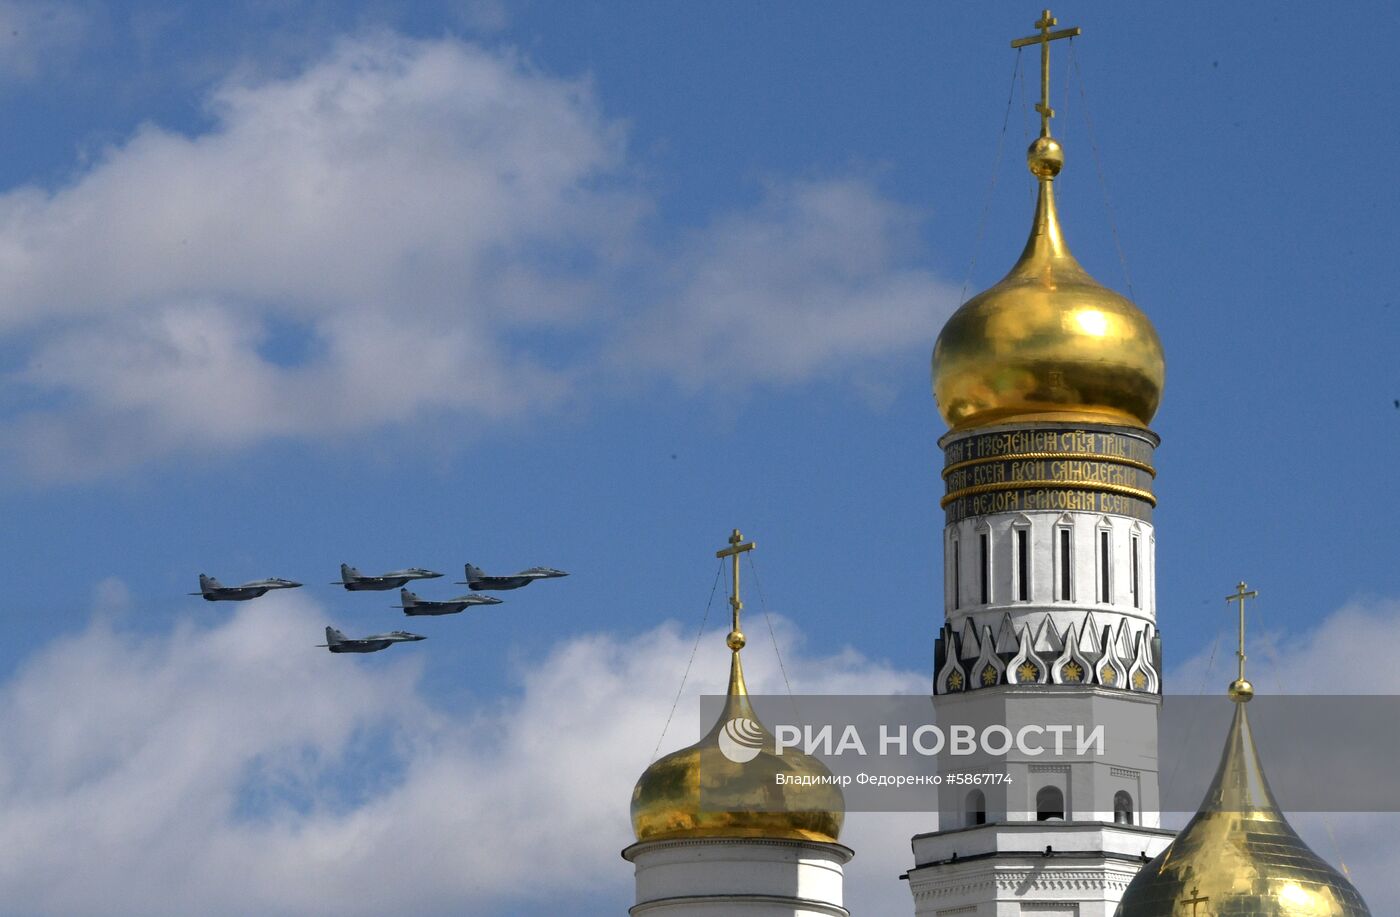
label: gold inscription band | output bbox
[941,451,1157,479]
[940,479,1158,509]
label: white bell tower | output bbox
[906,10,1174,914]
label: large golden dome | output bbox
[630,649,843,844]
[1116,696,1371,916]
[933,137,1165,431]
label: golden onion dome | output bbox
[1116,693,1371,916]
[630,647,843,844]
[933,136,1165,431]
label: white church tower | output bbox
[624,530,853,916]
[905,11,1175,915]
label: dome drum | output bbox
[940,421,1158,525]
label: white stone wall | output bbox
[929,690,1163,829]
[944,512,1155,621]
[625,838,852,917]
[906,823,1174,917]
[937,509,1163,700]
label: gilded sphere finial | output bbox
[1028,136,1063,178]
[727,630,746,651]
[1228,678,1254,702]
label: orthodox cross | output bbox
[1010,9,1081,137]
[716,529,756,649]
[1225,581,1259,682]
[1181,884,1210,916]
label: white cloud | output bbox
[618,178,953,391]
[1168,595,1400,695]
[3,34,626,476]
[0,590,924,915]
[1,591,1395,914]
[0,33,954,479]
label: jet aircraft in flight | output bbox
[395,589,503,616]
[190,574,302,602]
[318,626,425,653]
[458,563,569,591]
[333,564,443,591]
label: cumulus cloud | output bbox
[2,35,626,475]
[0,32,953,478]
[1168,595,1400,695]
[617,178,953,390]
[0,590,924,916]
[0,590,1395,914]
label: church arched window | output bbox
[1035,786,1065,821]
[1055,525,1073,601]
[1013,516,1031,602]
[1114,790,1134,825]
[965,789,986,827]
[1129,526,1142,609]
[1097,524,1113,604]
[979,528,991,605]
[950,533,961,610]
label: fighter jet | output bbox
[394,588,503,616]
[189,573,302,602]
[317,626,425,654]
[458,563,569,591]
[333,564,443,591]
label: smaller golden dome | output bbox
[1116,697,1371,916]
[630,650,844,844]
[932,140,1165,431]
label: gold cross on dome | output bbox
[1225,581,1259,683]
[1181,884,1210,916]
[1010,9,1081,138]
[716,529,756,648]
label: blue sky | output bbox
[0,2,1395,914]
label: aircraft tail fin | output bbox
[325,626,346,644]
[399,588,418,606]
[465,563,484,584]
[200,574,220,591]
[340,563,359,581]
